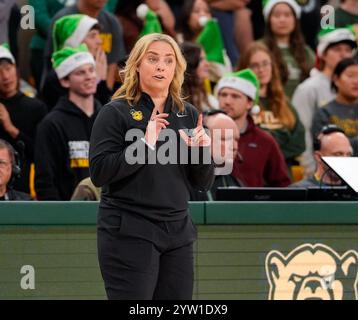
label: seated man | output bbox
[35,45,101,200]
[0,139,31,201]
[0,43,47,195]
[190,110,242,201]
[291,125,353,188]
[216,69,291,187]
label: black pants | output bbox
[97,208,197,300]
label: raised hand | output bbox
[95,48,108,81]
[179,114,211,147]
[144,108,170,148]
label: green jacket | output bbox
[256,97,306,163]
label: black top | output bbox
[0,92,48,193]
[35,96,101,200]
[90,93,215,221]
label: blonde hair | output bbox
[112,33,187,112]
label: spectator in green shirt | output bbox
[239,41,305,170]
[262,0,315,98]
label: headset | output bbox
[313,124,346,151]
[0,139,21,187]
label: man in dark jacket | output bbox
[35,45,101,200]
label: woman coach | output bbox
[89,33,214,300]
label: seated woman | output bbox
[239,42,305,172]
[262,0,315,98]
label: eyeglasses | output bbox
[0,159,11,169]
[249,60,271,71]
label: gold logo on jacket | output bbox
[130,109,143,121]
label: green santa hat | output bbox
[262,0,301,20]
[53,14,99,52]
[52,44,95,79]
[317,27,357,57]
[197,17,225,65]
[215,69,261,114]
[0,43,15,64]
[136,4,162,37]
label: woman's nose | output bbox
[156,63,165,71]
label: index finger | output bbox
[150,108,159,119]
[197,113,203,128]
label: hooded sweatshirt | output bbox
[35,96,101,200]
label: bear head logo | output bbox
[265,243,358,300]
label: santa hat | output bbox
[0,43,15,64]
[197,17,225,65]
[136,4,162,37]
[317,27,357,57]
[52,44,95,79]
[215,69,261,114]
[262,0,301,20]
[53,14,99,51]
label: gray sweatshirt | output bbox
[292,69,336,176]
[312,99,358,156]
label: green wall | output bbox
[1,202,358,300]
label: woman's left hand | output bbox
[179,114,211,147]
